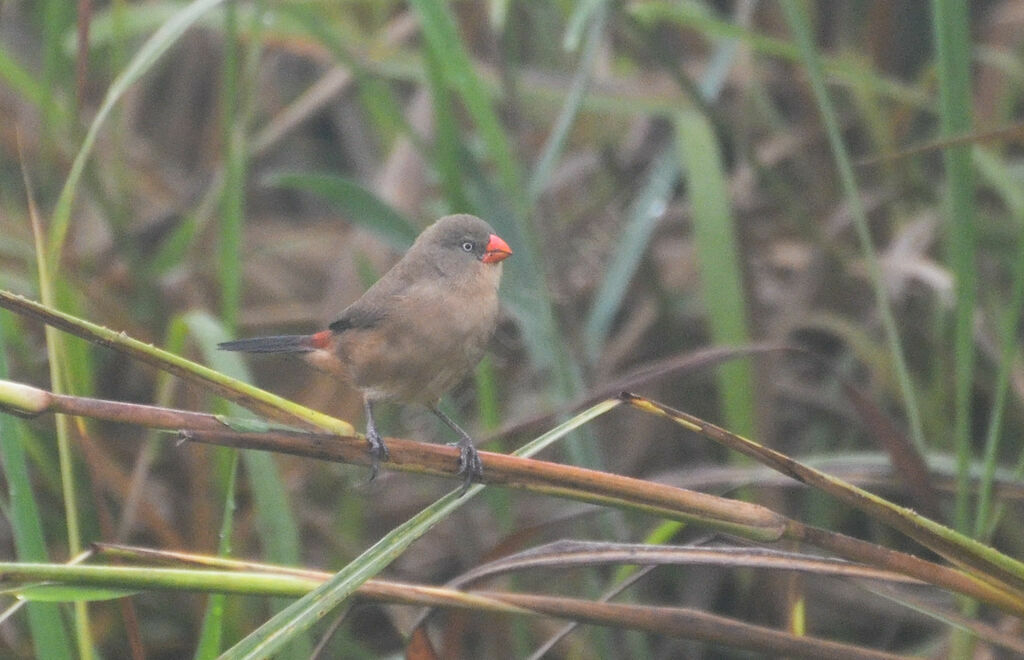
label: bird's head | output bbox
[415,214,513,278]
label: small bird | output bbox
[219,214,512,492]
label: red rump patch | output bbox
[310,330,333,349]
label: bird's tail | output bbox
[218,334,315,354]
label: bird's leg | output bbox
[430,405,483,495]
[363,398,390,480]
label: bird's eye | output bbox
[461,241,474,252]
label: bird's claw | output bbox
[366,429,390,481]
[452,440,483,496]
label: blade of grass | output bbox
[47,0,228,272]
[932,0,977,535]
[194,446,239,660]
[181,310,239,660]
[218,399,621,659]
[0,46,60,117]
[527,0,607,204]
[219,0,244,331]
[270,4,419,158]
[115,318,187,540]
[409,0,523,203]
[622,394,1024,595]
[0,290,355,435]
[422,34,471,211]
[266,172,419,249]
[675,109,754,438]
[696,1,752,101]
[0,556,918,659]
[10,585,139,603]
[0,313,73,659]
[20,137,92,659]
[563,0,603,50]
[629,3,931,110]
[581,2,743,371]
[583,147,678,362]
[779,1,926,454]
[185,312,301,570]
[187,309,306,657]
[146,208,202,277]
[456,542,927,585]
[0,563,321,598]
[971,150,1024,539]
[41,0,73,133]
[474,355,500,431]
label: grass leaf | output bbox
[267,172,419,248]
[675,109,755,437]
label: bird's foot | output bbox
[449,438,483,496]
[366,429,390,481]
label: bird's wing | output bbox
[328,302,387,333]
[327,255,422,334]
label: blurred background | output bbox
[1,1,1023,657]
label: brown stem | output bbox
[9,387,1024,618]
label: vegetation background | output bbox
[1,0,1023,657]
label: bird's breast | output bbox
[336,268,501,403]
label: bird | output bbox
[218,214,512,493]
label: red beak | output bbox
[481,233,513,263]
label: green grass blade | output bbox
[184,313,301,567]
[13,585,140,603]
[193,447,239,660]
[145,315,238,659]
[779,1,926,454]
[626,395,1024,597]
[0,563,321,598]
[147,208,202,278]
[0,314,73,660]
[474,355,500,431]
[219,399,621,659]
[41,0,73,130]
[675,109,755,438]
[972,150,1024,539]
[25,154,91,659]
[563,0,604,51]
[0,290,355,436]
[527,1,607,203]
[932,0,977,534]
[47,0,228,271]
[583,148,678,362]
[272,3,414,154]
[422,36,471,211]
[184,311,309,658]
[630,3,930,110]
[218,0,245,331]
[410,0,523,202]
[0,46,59,116]
[183,311,241,660]
[266,172,419,249]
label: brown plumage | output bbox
[219,214,512,492]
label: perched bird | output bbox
[219,214,512,492]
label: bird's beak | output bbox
[481,233,513,263]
